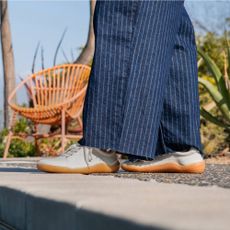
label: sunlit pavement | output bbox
[0,158,229,230]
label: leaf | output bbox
[198,48,230,109]
[197,48,222,85]
[200,107,229,130]
[226,38,230,78]
[198,78,230,122]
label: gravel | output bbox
[111,164,230,189]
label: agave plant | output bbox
[197,45,230,132]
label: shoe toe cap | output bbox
[37,156,66,167]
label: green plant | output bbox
[0,129,9,156]
[13,117,32,134]
[198,44,230,132]
[8,139,35,157]
[0,118,35,157]
[38,137,78,156]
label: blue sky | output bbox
[0,0,230,113]
[4,0,90,76]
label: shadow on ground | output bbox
[0,186,168,230]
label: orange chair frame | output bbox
[3,64,91,158]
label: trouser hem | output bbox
[78,138,203,160]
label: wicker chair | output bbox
[3,64,91,158]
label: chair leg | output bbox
[76,106,84,134]
[77,116,83,131]
[61,109,66,153]
[34,124,39,156]
[3,112,17,159]
[3,132,13,159]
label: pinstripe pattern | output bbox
[156,6,201,155]
[79,0,202,159]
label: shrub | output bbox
[0,120,35,158]
[197,31,230,155]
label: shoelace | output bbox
[62,143,93,163]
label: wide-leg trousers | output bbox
[79,0,202,159]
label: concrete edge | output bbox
[0,186,168,230]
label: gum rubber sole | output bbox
[121,161,206,174]
[37,162,120,174]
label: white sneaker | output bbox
[121,148,205,173]
[37,143,120,174]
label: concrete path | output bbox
[0,158,229,230]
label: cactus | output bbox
[198,46,230,132]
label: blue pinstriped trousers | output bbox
[79,0,202,159]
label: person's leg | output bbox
[156,6,202,155]
[80,0,185,158]
[37,0,141,173]
[37,1,205,174]
[121,6,205,173]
